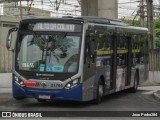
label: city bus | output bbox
[6,16,148,103]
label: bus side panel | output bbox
[82,65,111,101]
[116,68,126,91]
[130,67,136,87]
[82,75,96,101]
[132,34,148,84]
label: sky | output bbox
[118,0,160,18]
[118,0,139,18]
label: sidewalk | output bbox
[140,79,160,101]
[0,73,12,88]
[153,90,160,101]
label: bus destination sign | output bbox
[33,23,77,32]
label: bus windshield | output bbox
[16,32,81,73]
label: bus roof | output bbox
[21,16,127,25]
[20,16,148,32]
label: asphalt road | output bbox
[0,86,160,119]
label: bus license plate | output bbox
[38,95,50,99]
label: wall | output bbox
[0,16,19,73]
[98,0,118,19]
[149,49,160,71]
[0,73,12,88]
[141,49,160,85]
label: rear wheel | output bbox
[94,80,104,104]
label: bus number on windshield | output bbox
[22,63,34,68]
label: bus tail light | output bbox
[64,78,80,90]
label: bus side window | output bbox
[132,34,141,65]
[139,35,148,64]
[96,31,113,66]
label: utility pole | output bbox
[20,0,22,19]
[140,0,145,27]
[147,0,155,49]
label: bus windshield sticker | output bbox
[40,64,45,72]
[46,66,64,72]
[46,65,53,72]
[22,63,34,68]
[33,23,75,32]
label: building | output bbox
[0,16,19,72]
[3,2,51,18]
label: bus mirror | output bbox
[6,27,18,50]
[6,32,12,49]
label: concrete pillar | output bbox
[81,0,118,19]
[98,0,118,19]
[81,0,98,16]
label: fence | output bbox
[149,49,160,71]
[0,45,13,73]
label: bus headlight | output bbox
[64,78,80,89]
[14,76,25,87]
[14,76,19,82]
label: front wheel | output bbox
[94,80,104,104]
[14,97,25,100]
[37,99,46,103]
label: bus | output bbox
[6,16,148,103]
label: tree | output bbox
[121,18,160,48]
[121,18,141,27]
[155,19,160,48]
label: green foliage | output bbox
[155,28,160,48]
[120,18,141,26]
[121,18,160,48]
[155,19,160,28]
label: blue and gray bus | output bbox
[6,16,148,103]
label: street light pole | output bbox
[140,0,145,27]
[147,0,155,49]
[20,0,22,19]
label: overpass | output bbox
[81,0,118,19]
[0,0,118,19]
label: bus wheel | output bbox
[129,73,139,93]
[94,80,104,104]
[14,97,25,100]
[37,99,46,103]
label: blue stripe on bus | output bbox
[12,83,26,98]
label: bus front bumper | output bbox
[12,82,83,101]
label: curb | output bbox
[153,91,160,101]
